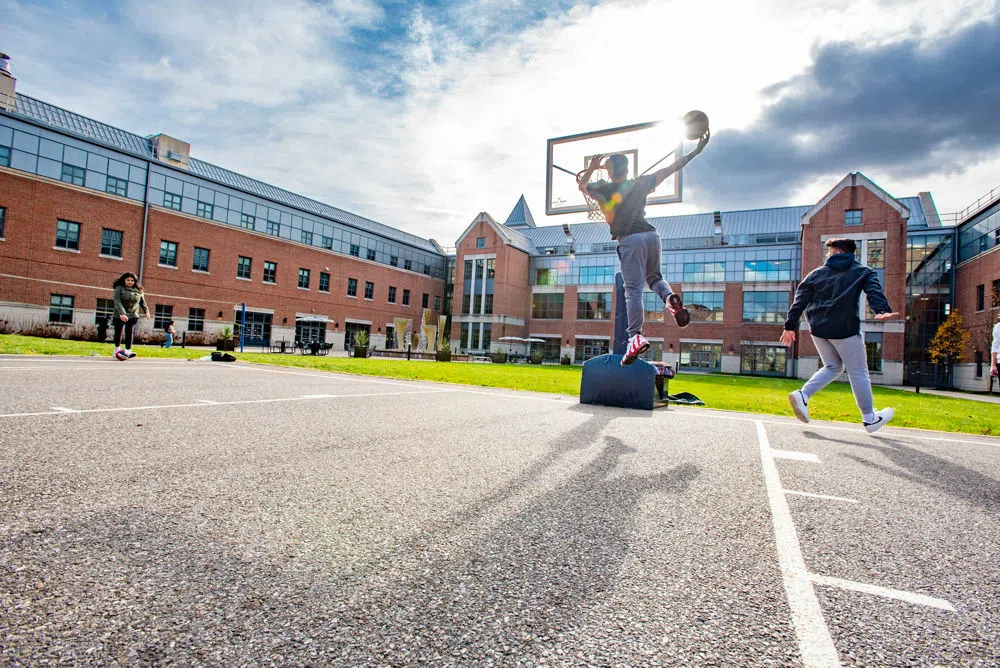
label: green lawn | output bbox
[2,334,998,436]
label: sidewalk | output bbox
[896,385,1000,404]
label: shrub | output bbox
[353,330,370,348]
[19,321,67,339]
[561,355,572,365]
[490,351,508,364]
[530,351,544,365]
[64,324,97,341]
[0,319,14,335]
[182,331,217,346]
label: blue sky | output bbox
[2,0,999,244]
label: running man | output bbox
[780,238,900,433]
[578,131,710,365]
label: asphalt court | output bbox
[1,356,999,666]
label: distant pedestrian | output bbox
[780,238,900,433]
[161,320,176,349]
[96,316,110,343]
[112,272,151,360]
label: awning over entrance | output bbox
[295,315,329,323]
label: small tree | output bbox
[928,310,970,384]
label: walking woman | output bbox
[112,272,151,360]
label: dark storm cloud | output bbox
[687,14,1000,208]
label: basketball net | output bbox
[577,167,609,222]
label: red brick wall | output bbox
[0,169,445,331]
[955,248,1000,359]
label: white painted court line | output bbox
[301,394,335,399]
[783,489,858,504]
[772,450,822,463]
[811,574,956,612]
[0,388,455,419]
[51,407,78,413]
[755,420,841,667]
[197,399,219,404]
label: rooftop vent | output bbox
[148,133,191,169]
[0,53,16,112]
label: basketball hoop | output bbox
[576,168,608,222]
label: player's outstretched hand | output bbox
[779,329,796,347]
[873,312,901,321]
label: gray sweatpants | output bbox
[801,334,874,418]
[617,230,673,337]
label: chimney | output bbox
[0,53,16,112]
[148,133,191,169]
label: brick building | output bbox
[1,56,998,389]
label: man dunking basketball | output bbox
[578,131,710,365]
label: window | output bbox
[865,332,883,373]
[347,278,358,297]
[476,236,486,248]
[367,248,376,261]
[683,291,723,322]
[319,272,330,292]
[423,264,431,276]
[301,230,313,245]
[196,201,214,219]
[267,221,280,236]
[263,260,277,284]
[388,286,397,303]
[163,192,182,210]
[679,342,722,372]
[48,294,74,323]
[100,228,123,257]
[473,294,482,313]
[404,259,412,271]
[106,176,128,197]
[975,351,984,378]
[322,235,332,250]
[55,219,80,250]
[0,146,9,167]
[61,164,84,186]
[188,308,205,332]
[534,268,564,286]
[95,298,115,323]
[350,244,360,257]
[487,258,495,279]
[298,268,310,288]
[462,294,472,314]
[154,304,173,330]
[977,284,985,311]
[994,280,1000,306]
[364,281,374,300]
[240,213,255,229]
[577,292,612,320]
[532,293,564,319]
[641,293,665,322]
[845,209,863,226]
[740,344,788,377]
[579,265,615,285]
[422,293,429,308]
[434,295,441,311]
[475,262,484,280]
[683,262,725,283]
[574,338,610,363]
[390,255,398,267]
[743,259,792,282]
[0,207,5,237]
[742,291,788,323]
[159,240,178,267]
[192,247,210,272]
[237,256,252,279]
[402,289,410,305]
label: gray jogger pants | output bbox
[801,334,874,418]
[617,230,672,337]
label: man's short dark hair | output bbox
[825,238,856,254]
[607,154,628,179]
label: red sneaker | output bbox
[621,334,650,366]
[667,293,690,328]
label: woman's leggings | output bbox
[113,317,138,349]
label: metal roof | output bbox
[503,195,536,228]
[898,196,928,228]
[720,206,811,236]
[9,94,443,255]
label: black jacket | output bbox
[784,253,891,340]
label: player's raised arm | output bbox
[577,154,604,196]
[652,130,710,189]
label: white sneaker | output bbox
[864,408,894,434]
[788,390,810,423]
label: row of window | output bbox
[528,291,791,323]
[975,280,1000,311]
[48,295,206,331]
[532,259,795,286]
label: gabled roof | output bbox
[456,212,537,255]
[7,94,443,255]
[801,172,909,225]
[504,195,536,228]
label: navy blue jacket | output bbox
[784,253,892,339]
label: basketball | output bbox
[683,110,710,140]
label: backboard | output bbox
[546,121,683,216]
